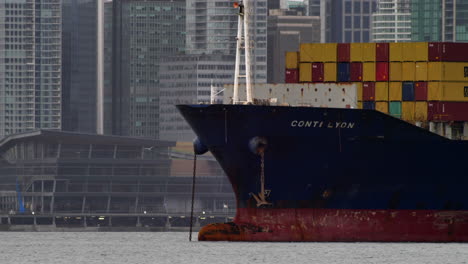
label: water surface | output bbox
[0,232,467,264]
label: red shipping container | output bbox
[362,82,375,101]
[414,82,428,101]
[428,102,468,121]
[428,42,468,62]
[350,62,363,81]
[376,43,389,62]
[337,43,350,62]
[285,69,299,83]
[312,63,324,82]
[376,62,389,81]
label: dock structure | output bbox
[0,130,235,231]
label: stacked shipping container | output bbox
[286,42,468,127]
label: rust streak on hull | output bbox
[199,209,468,242]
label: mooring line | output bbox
[189,154,197,241]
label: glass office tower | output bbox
[411,0,468,42]
[112,0,185,138]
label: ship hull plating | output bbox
[199,209,468,242]
[177,104,468,242]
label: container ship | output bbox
[178,2,468,242]
[178,41,468,242]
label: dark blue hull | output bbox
[178,104,468,241]
[178,104,468,211]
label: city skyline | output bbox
[1,0,468,141]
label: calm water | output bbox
[0,232,467,264]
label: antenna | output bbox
[210,79,215,104]
[233,1,254,104]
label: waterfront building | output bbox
[371,0,411,42]
[0,0,62,138]
[0,130,234,229]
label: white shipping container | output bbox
[224,83,358,109]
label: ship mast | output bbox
[233,1,253,104]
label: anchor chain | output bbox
[251,151,271,207]
[260,152,265,197]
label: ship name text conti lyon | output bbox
[290,120,355,129]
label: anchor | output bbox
[249,137,272,207]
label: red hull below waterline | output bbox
[199,209,468,242]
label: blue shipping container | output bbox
[337,63,350,82]
[402,82,415,101]
[363,101,375,110]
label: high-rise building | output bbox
[268,0,281,10]
[411,0,468,42]
[274,0,302,10]
[287,0,308,15]
[321,0,377,43]
[112,0,186,138]
[308,0,321,16]
[371,0,411,42]
[157,0,268,142]
[267,9,320,83]
[159,54,235,141]
[0,0,62,138]
[104,0,113,135]
[61,0,98,134]
[185,0,267,84]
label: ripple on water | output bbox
[0,232,467,264]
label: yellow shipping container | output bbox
[428,82,441,100]
[362,43,376,61]
[363,62,376,81]
[415,102,428,121]
[428,82,468,101]
[322,43,337,62]
[355,82,363,101]
[375,101,389,114]
[300,43,322,62]
[389,43,403,62]
[299,63,312,82]
[324,62,337,82]
[413,42,429,61]
[350,43,363,62]
[389,62,402,81]
[389,82,402,101]
[402,43,413,61]
[402,102,416,121]
[375,82,389,101]
[402,42,429,61]
[285,51,299,69]
[402,62,416,81]
[357,101,363,109]
[415,62,428,81]
[427,62,468,81]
